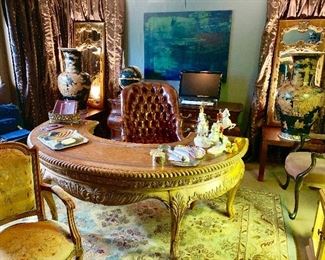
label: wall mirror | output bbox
[266,19,325,132]
[73,22,105,109]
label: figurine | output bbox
[206,108,234,156]
[219,108,236,130]
[150,148,166,167]
[208,122,222,145]
[196,105,209,136]
[194,105,211,148]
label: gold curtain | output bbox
[249,0,325,154]
[2,0,125,128]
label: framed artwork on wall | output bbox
[144,10,232,81]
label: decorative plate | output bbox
[169,159,200,167]
[38,129,88,150]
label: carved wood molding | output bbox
[38,143,247,179]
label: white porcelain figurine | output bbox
[219,108,236,130]
[194,105,211,148]
[207,109,234,156]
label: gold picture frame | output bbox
[266,19,325,128]
[73,22,105,109]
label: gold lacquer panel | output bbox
[73,22,105,109]
[267,19,325,132]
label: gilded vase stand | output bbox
[28,120,248,259]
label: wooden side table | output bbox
[258,126,325,181]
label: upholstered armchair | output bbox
[0,142,83,259]
[121,81,184,143]
[280,134,325,219]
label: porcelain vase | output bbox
[58,48,91,110]
[275,81,324,140]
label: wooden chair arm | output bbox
[41,183,75,209]
[40,183,83,255]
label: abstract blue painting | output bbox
[144,11,232,81]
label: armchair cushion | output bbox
[0,104,22,125]
[0,220,74,260]
[0,128,30,142]
[0,118,17,134]
[0,148,35,220]
[0,104,29,141]
[0,149,36,220]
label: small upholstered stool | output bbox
[281,151,325,219]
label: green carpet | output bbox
[56,188,291,259]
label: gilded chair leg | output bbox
[289,177,303,220]
[280,174,290,190]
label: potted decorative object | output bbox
[275,81,324,140]
[58,48,91,110]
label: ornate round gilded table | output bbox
[28,120,248,259]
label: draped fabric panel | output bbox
[2,0,58,128]
[2,0,125,128]
[249,0,325,155]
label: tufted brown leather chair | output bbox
[121,81,183,143]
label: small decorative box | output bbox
[48,99,80,124]
[48,111,81,124]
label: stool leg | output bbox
[289,177,303,220]
[280,173,290,190]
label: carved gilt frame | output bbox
[73,22,105,109]
[266,19,325,127]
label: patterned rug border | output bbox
[38,187,293,259]
[71,188,292,259]
[236,189,290,260]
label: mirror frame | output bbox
[73,21,105,109]
[266,19,325,127]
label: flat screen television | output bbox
[179,71,222,101]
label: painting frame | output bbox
[144,10,232,81]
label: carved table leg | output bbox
[169,193,189,259]
[226,182,241,218]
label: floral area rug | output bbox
[55,188,290,260]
